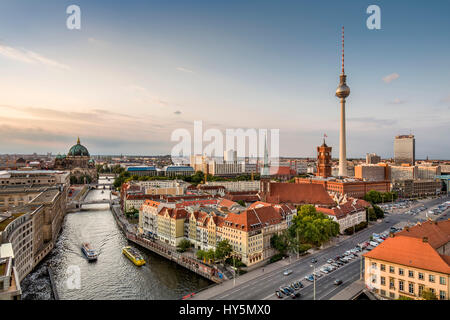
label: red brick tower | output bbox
[316,138,332,178]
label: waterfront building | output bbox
[53,137,97,184]
[363,219,450,300]
[366,153,381,164]
[394,135,415,166]
[0,187,65,299]
[157,207,189,246]
[316,198,369,234]
[0,243,21,300]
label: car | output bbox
[292,283,299,290]
[320,268,329,274]
[334,279,343,285]
[314,272,322,278]
[305,275,314,282]
[385,220,390,223]
[311,258,317,263]
[296,281,304,288]
[331,263,340,268]
[327,259,334,264]
[283,270,293,276]
[275,290,283,298]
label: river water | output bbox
[20,181,211,300]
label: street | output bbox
[201,195,450,300]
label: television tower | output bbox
[335,26,350,177]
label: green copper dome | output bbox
[68,137,90,157]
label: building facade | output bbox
[394,135,415,166]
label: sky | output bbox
[0,0,449,159]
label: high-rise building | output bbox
[316,139,332,178]
[394,135,415,165]
[335,27,350,177]
[223,150,237,163]
[366,153,381,164]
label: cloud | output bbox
[88,37,108,47]
[348,117,397,127]
[382,73,399,84]
[388,98,406,105]
[126,84,170,107]
[0,44,71,70]
[176,67,194,73]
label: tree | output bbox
[196,250,206,260]
[421,289,438,300]
[373,205,384,219]
[215,240,232,261]
[205,249,215,263]
[236,200,246,207]
[367,207,377,221]
[270,233,288,255]
[177,239,192,253]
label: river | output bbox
[20,180,211,300]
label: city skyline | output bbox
[0,1,449,159]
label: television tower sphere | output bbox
[336,74,350,98]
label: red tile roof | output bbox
[316,198,369,219]
[223,205,285,232]
[363,235,450,274]
[264,182,335,206]
[395,219,450,250]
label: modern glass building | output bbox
[394,135,415,165]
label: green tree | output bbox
[367,207,377,221]
[177,239,192,253]
[205,249,216,263]
[270,233,288,255]
[421,289,438,300]
[373,205,384,219]
[196,249,206,260]
[215,240,232,261]
[236,200,246,207]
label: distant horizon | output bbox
[0,1,449,158]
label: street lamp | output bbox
[310,264,316,300]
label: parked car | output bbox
[305,275,314,282]
[275,290,283,298]
[311,258,317,263]
[327,259,334,264]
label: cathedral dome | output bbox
[68,137,90,157]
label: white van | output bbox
[369,241,379,247]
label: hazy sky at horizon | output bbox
[0,0,449,159]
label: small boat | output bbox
[81,242,98,261]
[122,246,146,266]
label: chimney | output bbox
[423,237,428,243]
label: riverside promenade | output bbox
[110,204,224,284]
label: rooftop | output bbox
[0,212,27,232]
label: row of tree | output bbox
[364,190,398,204]
[270,205,340,257]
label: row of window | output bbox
[373,262,447,285]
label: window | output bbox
[418,272,424,280]
[439,291,446,300]
[399,268,404,276]
[408,270,414,278]
[389,266,395,273]
[408,283,414,295]
[389,278,395,289]
[399,280,404,292]
[440,277,446,285]
[381,277,386,286]
[418,285,424,296]
[389,292,395,299]
[380,264,386,271]
[429,275,435,283]
[380,289,386,296]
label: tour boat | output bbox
[81,242,98,261]
[122,246,146,266]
